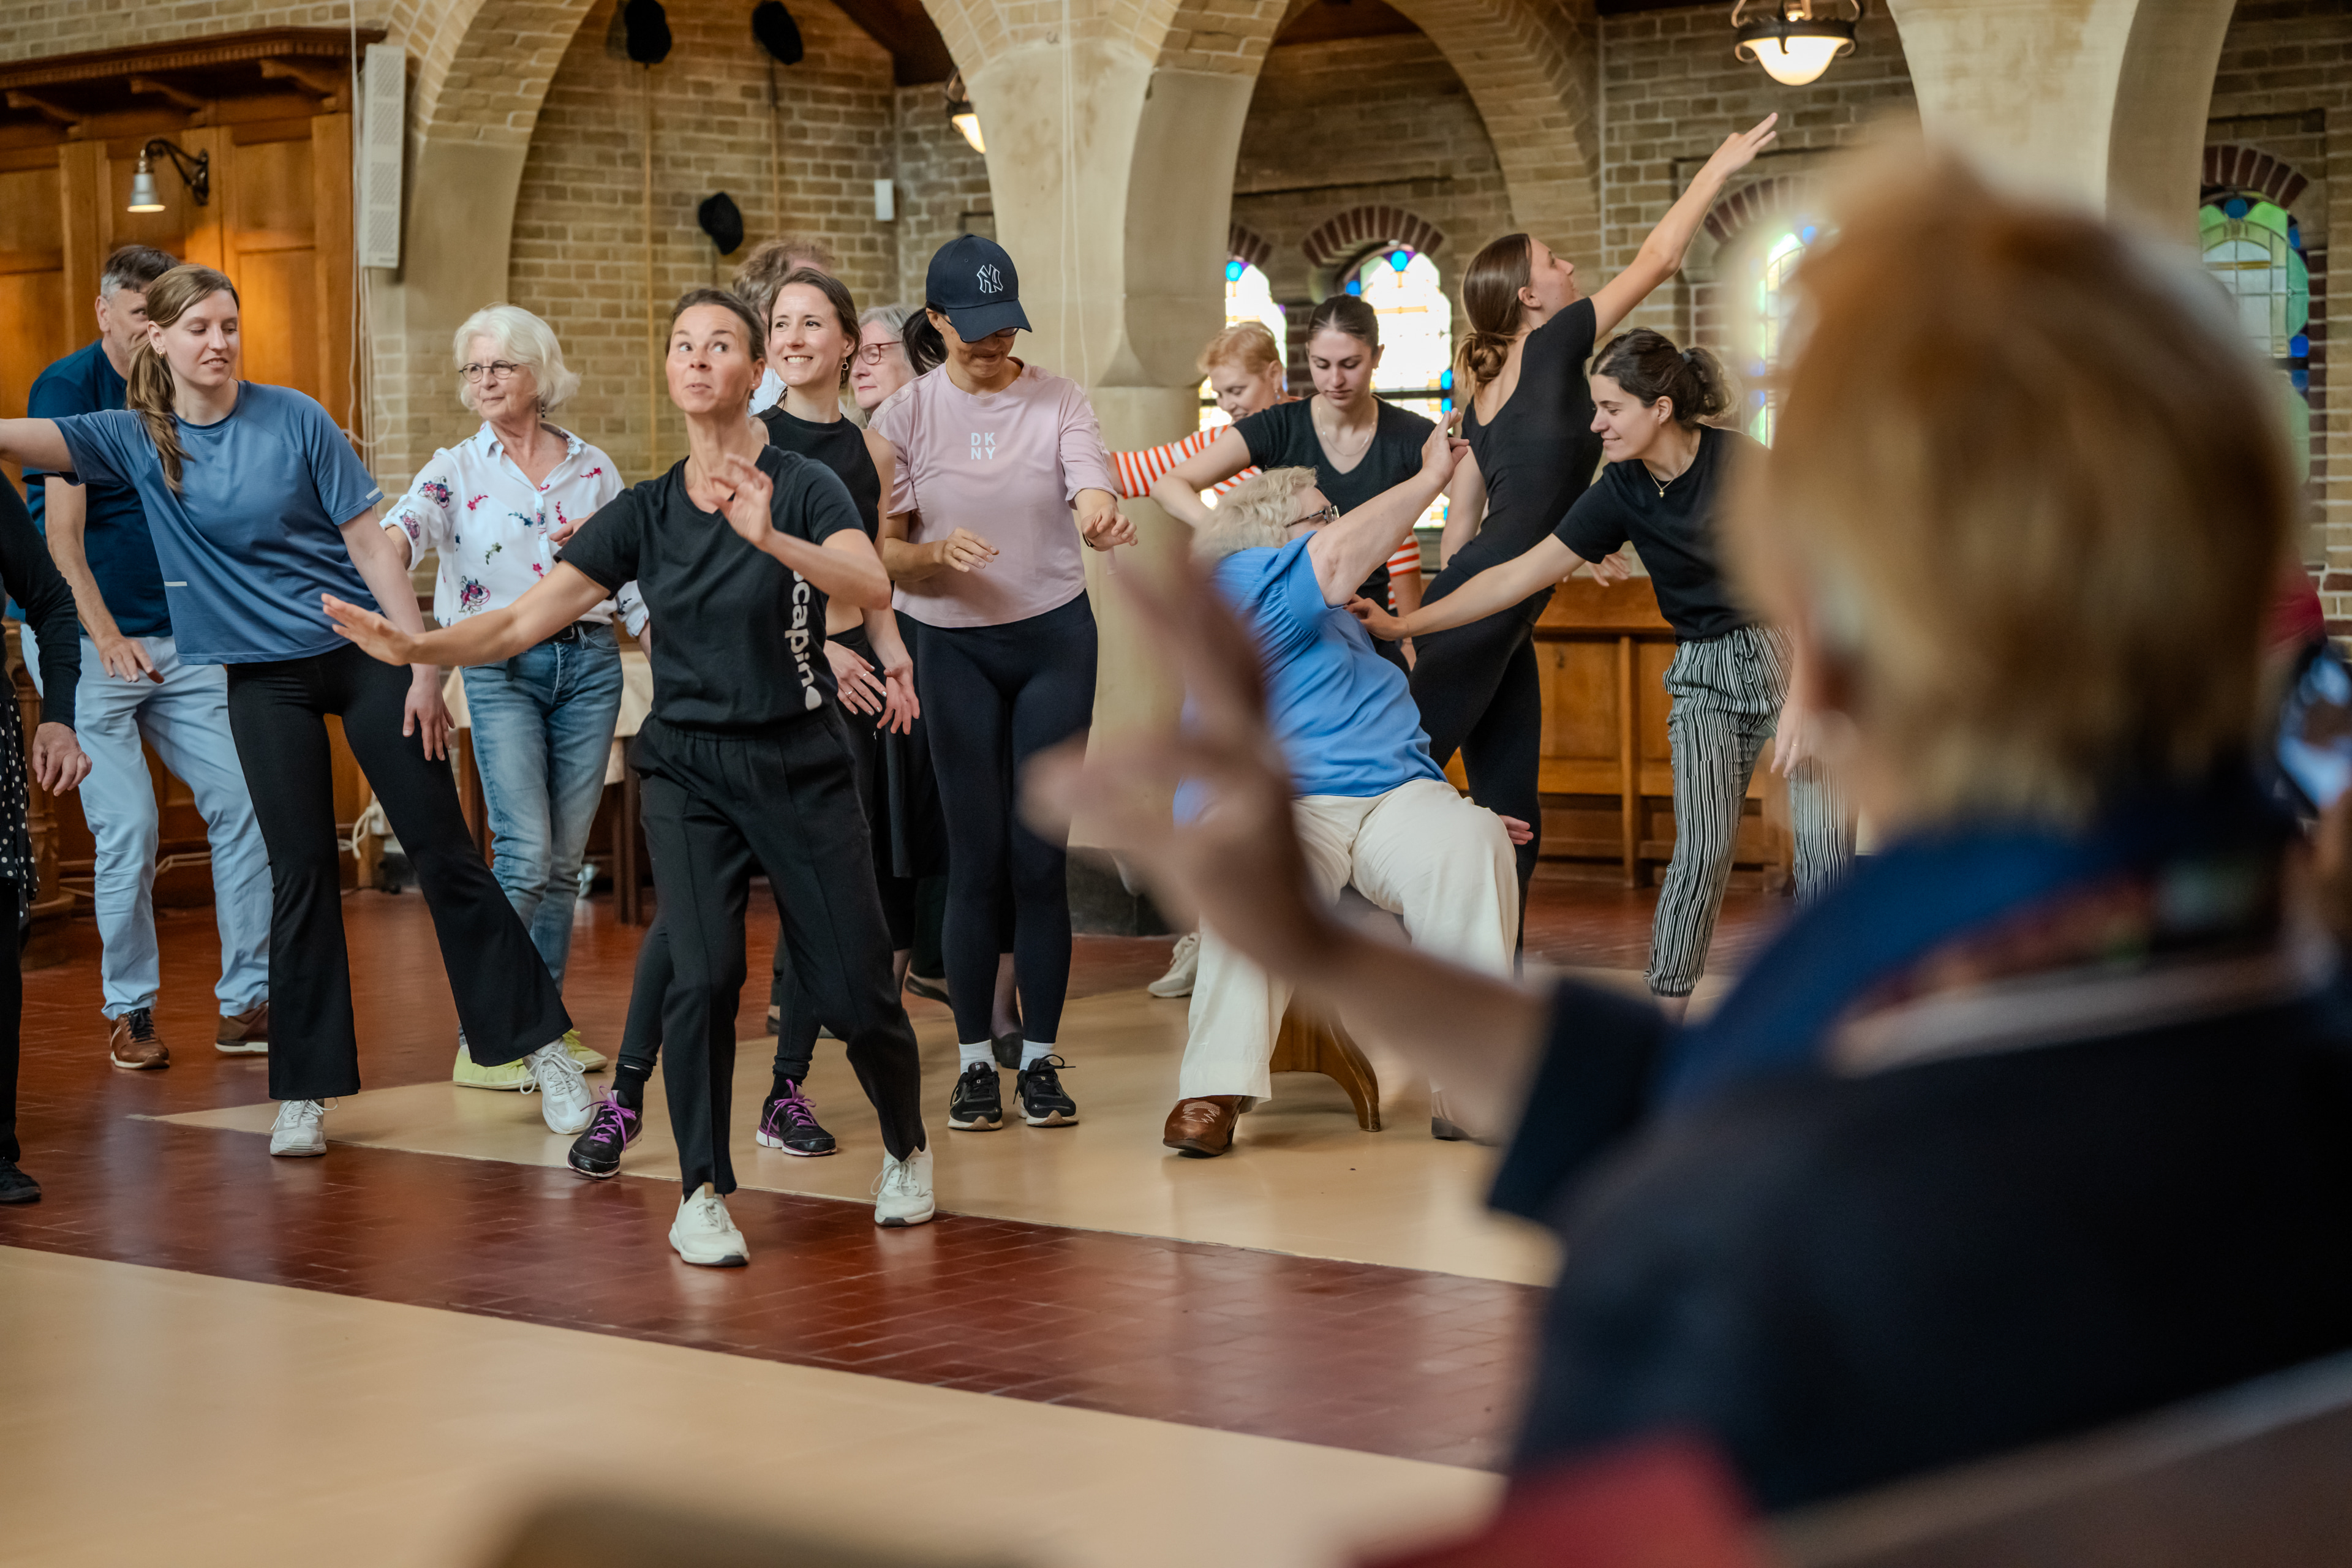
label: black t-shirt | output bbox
[1553,424,1757,641]
[1235,396,1433,601]
[561,445,860,731]
[1490,978,2352,1512]
[760,406,880,538]
[1447,299,1603,593]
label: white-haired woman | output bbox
[382,304,627,1087]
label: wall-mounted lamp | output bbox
[1731,0,1863,87]
[944,72,984,155]
[127,138,211,213]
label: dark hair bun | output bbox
[1593,328,1731,427]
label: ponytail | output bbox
[1453,232,1533,401]
[905,306,948,375]
[124,264,240,493]
[1592,328,1732,428]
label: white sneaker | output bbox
[522,1041,594,1134]
[669,1183,748,1266]
[873,1144,936,1228]
[270,1098,326,1157]
[1147,930,1200,998]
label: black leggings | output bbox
[913,594,1097,1046]
[226,645,570,1101]
[0,879,20,1166]
[1409,589,1549,916]
[631,712,924,1195]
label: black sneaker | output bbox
[1016,1055,1079,1127]
[948,1061,1003,1131]
[566,1096,641,1180]
[755,1081,838,1156]
[904,973,950,1004]
[991,1031,1023,1070]
[0,1157,39,1204]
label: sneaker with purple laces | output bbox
[755,1081,838,1156]
[567,1095,641,1180]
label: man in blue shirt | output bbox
[1162,434,1521,1157]
[21,245,270,1070]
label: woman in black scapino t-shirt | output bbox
[325,288,933,1268]
[1357,330,1853,1016]
[1413,114,1782,913]
[1149,295,1428,671]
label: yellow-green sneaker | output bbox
[451,1037,535,1091]
[562,1028,608,1072]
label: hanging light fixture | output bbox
[944,71,984,154]
[1731,0,1863,87]
[127,138,211,214]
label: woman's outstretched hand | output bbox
[322,594,421,666]
[1346,596,1408,641]
[711,451,776,549]
[1418,420,1470,488]
[1704,113,1779,185]
[1024,553,1333,978]
[1586,551,1634,587]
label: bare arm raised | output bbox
[1587,115,1779,338]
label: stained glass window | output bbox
[2201,195,2313,481]
[1747,225,1813,444]
[1357,247,1452,535]
[1198,260,1287,435]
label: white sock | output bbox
[958,1040,995,1071]
[1020,1040,1056,1069]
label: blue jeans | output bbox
[23,627,271,1017]
[460,624,624,990]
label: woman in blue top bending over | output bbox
[0,265,590,1157]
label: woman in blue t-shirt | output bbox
[0,265,589,1154]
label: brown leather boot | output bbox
[1163,1096,1243,1158]
[215,1002,270,1056]
[108,1008,170,1071]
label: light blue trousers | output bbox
[459,624,625,990]
[24,627,271,1017]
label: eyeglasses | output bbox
[854,341,903,366]
[1288,502,1340,529]
[461,361,526,383]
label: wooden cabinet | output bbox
[1519,576,1791,889]
[1,31,377,918]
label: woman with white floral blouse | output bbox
[383,304,632,1088]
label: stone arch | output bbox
[2203,144,2312,210]
[1227,222,1273,271]
[1702,175,1826,251]
[1302,205,1447,271]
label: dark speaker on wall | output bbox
[623,0,673,63]
[752,1,805,65]
[698,192,745,255]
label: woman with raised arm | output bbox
[1148,297,1427,672]
[582,269,945,1176]
[870,235,1131,1136]
[328,288,932,1266]
[1408,115,1778,916]
[0,264,588,1158]
[1355,328,1852,1014]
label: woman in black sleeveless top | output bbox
[1411,114,1779,918]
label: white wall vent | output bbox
[359,43,405,270]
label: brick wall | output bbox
[1228,31,1512,379]
[2208,0,2352,630]
[0,0,390,64]
[892,82,992,312]
[502,0,899,483]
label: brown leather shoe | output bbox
[215,1001,270,1055]
[1163,1096,1243,1158]
[108,1008,170,1071]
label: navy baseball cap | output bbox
[926,233,1031,341]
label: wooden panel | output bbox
[233,245,320,394]
[0,160,66,486]
[309,112,353,435]
[225,134,312,252]
[1537,638,1622,761]
[1538,574,1673,633]
[56,138,105,324]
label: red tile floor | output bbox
[3,879,1781,1473]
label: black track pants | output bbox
[1409,594,1548,914]
[911,594,1096,1046]
[226,645,570,1101]
[0,880,20,1165]
[631,712,924,1196]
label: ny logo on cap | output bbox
[976,263,1004,295]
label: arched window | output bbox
[1352,247,1452,426]
[1747,222,1817,444]
[2201,194,2313,481]
[1199,260,1287,435]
